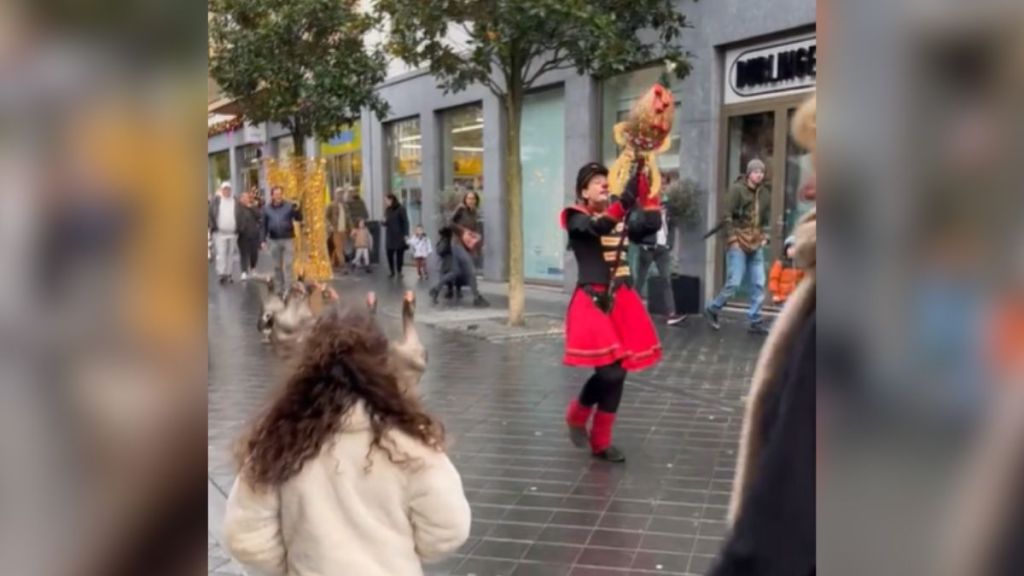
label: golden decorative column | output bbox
[264,157,331,282]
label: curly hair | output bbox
[237,306,445,488]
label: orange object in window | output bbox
[991,297,1024,380]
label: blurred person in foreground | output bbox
[710,95,816,576]
[704,159,773,335]
[209,181,242,284]
[224,307,471,576]
[262,185,303,292]
[238,190,263,280]
[326,188,349,273]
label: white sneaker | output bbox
[240,272,249,281]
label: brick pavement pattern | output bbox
[209,269,763,576]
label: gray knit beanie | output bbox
[747,158,766,174]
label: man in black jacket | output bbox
[632,197,687,325]
[262,186,303,291]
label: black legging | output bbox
[386,248,406,275]
[578,361,627,413]
[238,235,260,274]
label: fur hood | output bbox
[728,208,816,525]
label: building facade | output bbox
[207,0,816,301]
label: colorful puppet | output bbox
[608,82,676,200]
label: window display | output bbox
[208,151,230,197]
[441,104,485,267]
[322,124,363,201]
[521,88,565,282]
[385,117,423,226]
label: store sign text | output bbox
[728,37,816,99]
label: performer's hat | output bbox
[576,162,609,193]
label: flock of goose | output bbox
[256,279,428,391]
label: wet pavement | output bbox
[208,262,764,576]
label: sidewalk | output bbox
[209,262,765,576]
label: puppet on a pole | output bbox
[607,69,677,204]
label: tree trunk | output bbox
[293,128,307,158]
[505,92,525,326]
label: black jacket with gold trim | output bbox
[561,203,661,286]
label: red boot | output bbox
[590,411,626,463]
[565,400,592,449]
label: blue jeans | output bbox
[709,246,766,325]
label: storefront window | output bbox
[322,124,362,201]
[236,145,261,198]
[208,151,230,198]
[441,104,484,266]
[521,88,565,282]
[385,117,423,226]
[275,135,295,159]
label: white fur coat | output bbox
[223,402,471,576]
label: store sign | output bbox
[320,124,362,156]
[243,122,267,144]
[725,35,816,104]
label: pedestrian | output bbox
[409,225,433,280]
[632,196,687,326]
[768,235,804,305]
[434,226,464,300]
[208,181,242,284]
[237,190,263,280]
[345,189,369,231]
[429,192,488,308]
[383,193,410,279]
[703,158,773,335]
[262,185,303,292]
[326,189,349,273]
[562,162,663,463]
[350,219,373,272]
[223,308,471,576]
[709,94,816,576]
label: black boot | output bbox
[429,286,441,305]
[473,294,490,308]
[593,445,626,463]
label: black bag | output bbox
[672,274,701,314]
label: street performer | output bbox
[562,161,663,463]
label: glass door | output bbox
[721,111,775,304]
[716,95,814,308]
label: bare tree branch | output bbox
[481,74,505,97]
[523,52,573,88]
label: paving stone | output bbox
[207,270,762,575]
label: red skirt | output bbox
[563,285,662,372]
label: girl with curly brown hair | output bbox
[223,306,470,576]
